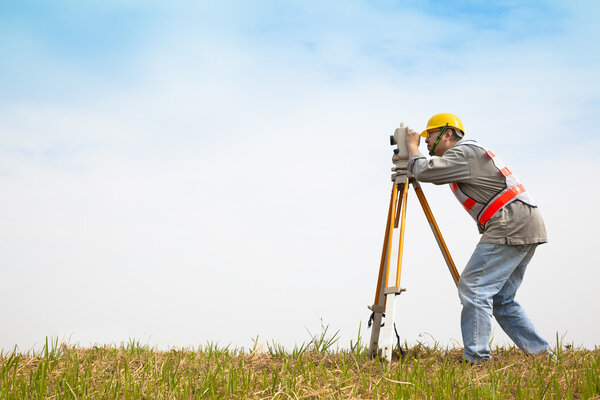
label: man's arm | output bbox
[409,149,471,184]
[405,128,471,184]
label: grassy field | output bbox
[1,333,599,399]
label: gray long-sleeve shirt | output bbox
[408,139,547,245]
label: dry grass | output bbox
[1,337,599,399]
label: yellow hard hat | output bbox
[420,113,465,138]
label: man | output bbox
[404,112,551,364]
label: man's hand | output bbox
[405,127,421,157]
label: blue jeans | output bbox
[457,243,550,363]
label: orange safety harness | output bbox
[449,140,535,230]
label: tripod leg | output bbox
[395,182,409,287]
[394,182,403,228]
[373,183,398,305]
[381,182,409,363]
[412,180,461,286]
[369,183,399,359]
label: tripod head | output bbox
[390,122,412,183]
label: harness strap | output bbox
[478,184,525,226]
[449,140,535,229]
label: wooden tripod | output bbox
[368,171,461,360]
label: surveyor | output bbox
[404,113,551,364]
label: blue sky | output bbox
[1,1,584,100]
[1,1,599,352]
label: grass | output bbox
[1,333,599,399]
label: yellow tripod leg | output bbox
[412,180,461,286]
[373,183,398,306]
[380,182,409,362]
[369,183,398,359]
[394,181,404,228]
[395,182,409,287]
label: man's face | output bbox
[424,128,455,156]
[424,129,443,153]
